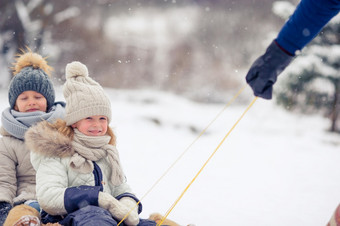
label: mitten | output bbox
[119,197,139,226]
[3,204,40,226]
[98,192,139,226]
[0,201,12,225]
[246,40,294,99]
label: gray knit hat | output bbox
[9,51,55,111]
[63,61,112,126]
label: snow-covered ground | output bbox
[1,86,340,226]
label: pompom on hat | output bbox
[63,61,112,126]
[9,49,55,111]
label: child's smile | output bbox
[72,115,108,136]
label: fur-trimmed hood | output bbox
[25,121,74,158]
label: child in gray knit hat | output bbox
[25,61,159,226]
[0,50,65,226]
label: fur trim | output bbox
[12,48,53,76]
[25,121,74,158]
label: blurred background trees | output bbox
[4,0,339,132]
[275,2,340,132]
[1,0,288,102]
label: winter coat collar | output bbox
[25,120,74,158]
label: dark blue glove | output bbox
[0,201,12,225]
[246,40,294,99]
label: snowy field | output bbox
[1,86,340,226]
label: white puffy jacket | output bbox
[25,121,132,216]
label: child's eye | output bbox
[35,94,44,99]
[86,117,92,120]
[100,117,107,121]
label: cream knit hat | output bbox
[63,61,112,126]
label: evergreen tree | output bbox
[276,14,340,132]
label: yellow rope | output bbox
[157,96,258,226]
[117,85,247,226]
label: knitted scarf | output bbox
[70,129,125,186]
[1,102,65,140]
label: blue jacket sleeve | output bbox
[276,0,340,55]
[64,185,101,213]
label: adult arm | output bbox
[246,0,340,99]
[276,0,340,55]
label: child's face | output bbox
[14,90,47,113]
[72,115,108,136]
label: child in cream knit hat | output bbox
[25,61,158,225]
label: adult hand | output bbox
[246,40,294,99]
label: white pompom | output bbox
[65,61,88,79]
